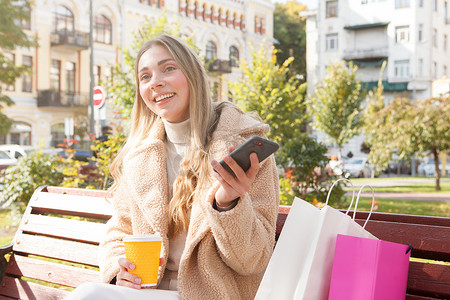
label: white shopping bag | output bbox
[255,180,378,300]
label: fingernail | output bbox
[129,264,135,270]
[211,160,218,167]
[135,278,141,284]
[251,153,257,159]
[224,156,231,163]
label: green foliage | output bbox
[279,175,295,206]
[228,46,309,148]
[0,151,63,212]
[273,0,307,79]
[364,61,391,176]
[91,129,126,190]
[107,11,199,119]
[309,61,366,159]
[0,0,37,134]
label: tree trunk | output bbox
[432,148,441,191]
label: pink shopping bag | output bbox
[329,234,411,300]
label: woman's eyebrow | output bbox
[158,58,175,66]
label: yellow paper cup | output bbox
[123,234,162,287]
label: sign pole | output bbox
[89,0,95,154]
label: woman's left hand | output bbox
[211,146,260,207]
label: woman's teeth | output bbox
[155,93,175,102]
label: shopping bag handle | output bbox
[325,178,355,213]
[353,184,376,228]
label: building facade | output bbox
[2,0,274,150]
[303,0,450,157]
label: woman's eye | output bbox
[165,66,176,72]
[140,74,151,81]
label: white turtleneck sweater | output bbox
[160,118,190,291]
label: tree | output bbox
[309,61,366,160]
[228,46,338,204]
[273,0,307,80]
[363,61,393,177]
[0,0,36,134]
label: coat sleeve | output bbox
[99,180,133,283]
[204,150,280,276]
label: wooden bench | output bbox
[0,186,449,299]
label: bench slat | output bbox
[13,234,99,267]
[21,214,107,244]
[361,221,450,261]
[5,254,100,288]
[408,261,450,297]
[0,276,69,300]
[30,192,112,220]
[45,186,107,198]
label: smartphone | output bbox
[219,136,279,177]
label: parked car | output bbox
[0,144,36,160]
[0,150,17,171]
[417,160,450,177]
[344,157,372,178]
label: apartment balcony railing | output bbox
[208,59,232,74]
[37,90,89,108]
[51,30,89,50]
[343,46,389,61]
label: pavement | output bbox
[344,177,450,202]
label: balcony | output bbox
[343,47,389,61]
[208,59,232,74]
[51,31,89,50]
[37,90,89,108]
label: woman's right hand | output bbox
[116,257,142,289]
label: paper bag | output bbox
[255,180,377,300]
[328,234,411,300]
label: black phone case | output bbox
[219,136,279,177]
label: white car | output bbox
[0,149,17,171]
[344,157,372,178]
[0,144,35,160]
[418,160,450,177]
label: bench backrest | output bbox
[0,186,110,300]
[1,187,449,299]
[277,205,450,299]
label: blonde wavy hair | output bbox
[109,34,230,237]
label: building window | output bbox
[394,60,410,78]
[53,6,74,33]
[326,1,338,18]
[66,62,75,94]
[206,41,217,62]
[418,24,423,42]
[21,55,32,93]
[51,59,61,91]
[94,15,112,44]
[433,62,438,78]
[229,46,239,67]
[444,65,448,77]
[51,123,65,148]
[361,0,368,4]
[433,28,438,47]
[419,0,423,7]
[9,122,32,145]
[395,0,410,8]
[13,0,31,30]
[326,33,338,51]
[418,58,423,76]
[4,53,15,91]
[433,0,437,11]
[395,26,409,43]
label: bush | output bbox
[0,151,63,211]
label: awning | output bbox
[362,80,408,91]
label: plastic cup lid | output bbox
[123,234,162,242]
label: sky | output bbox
[273,0,318,10]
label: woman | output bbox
[66,33,279,300]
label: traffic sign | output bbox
[93,86,106,108]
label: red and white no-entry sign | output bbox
[93,86,106,108]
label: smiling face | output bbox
[137,44,190,123]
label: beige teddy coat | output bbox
[99,105,280,300]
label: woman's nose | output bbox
[150,73,165,89]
